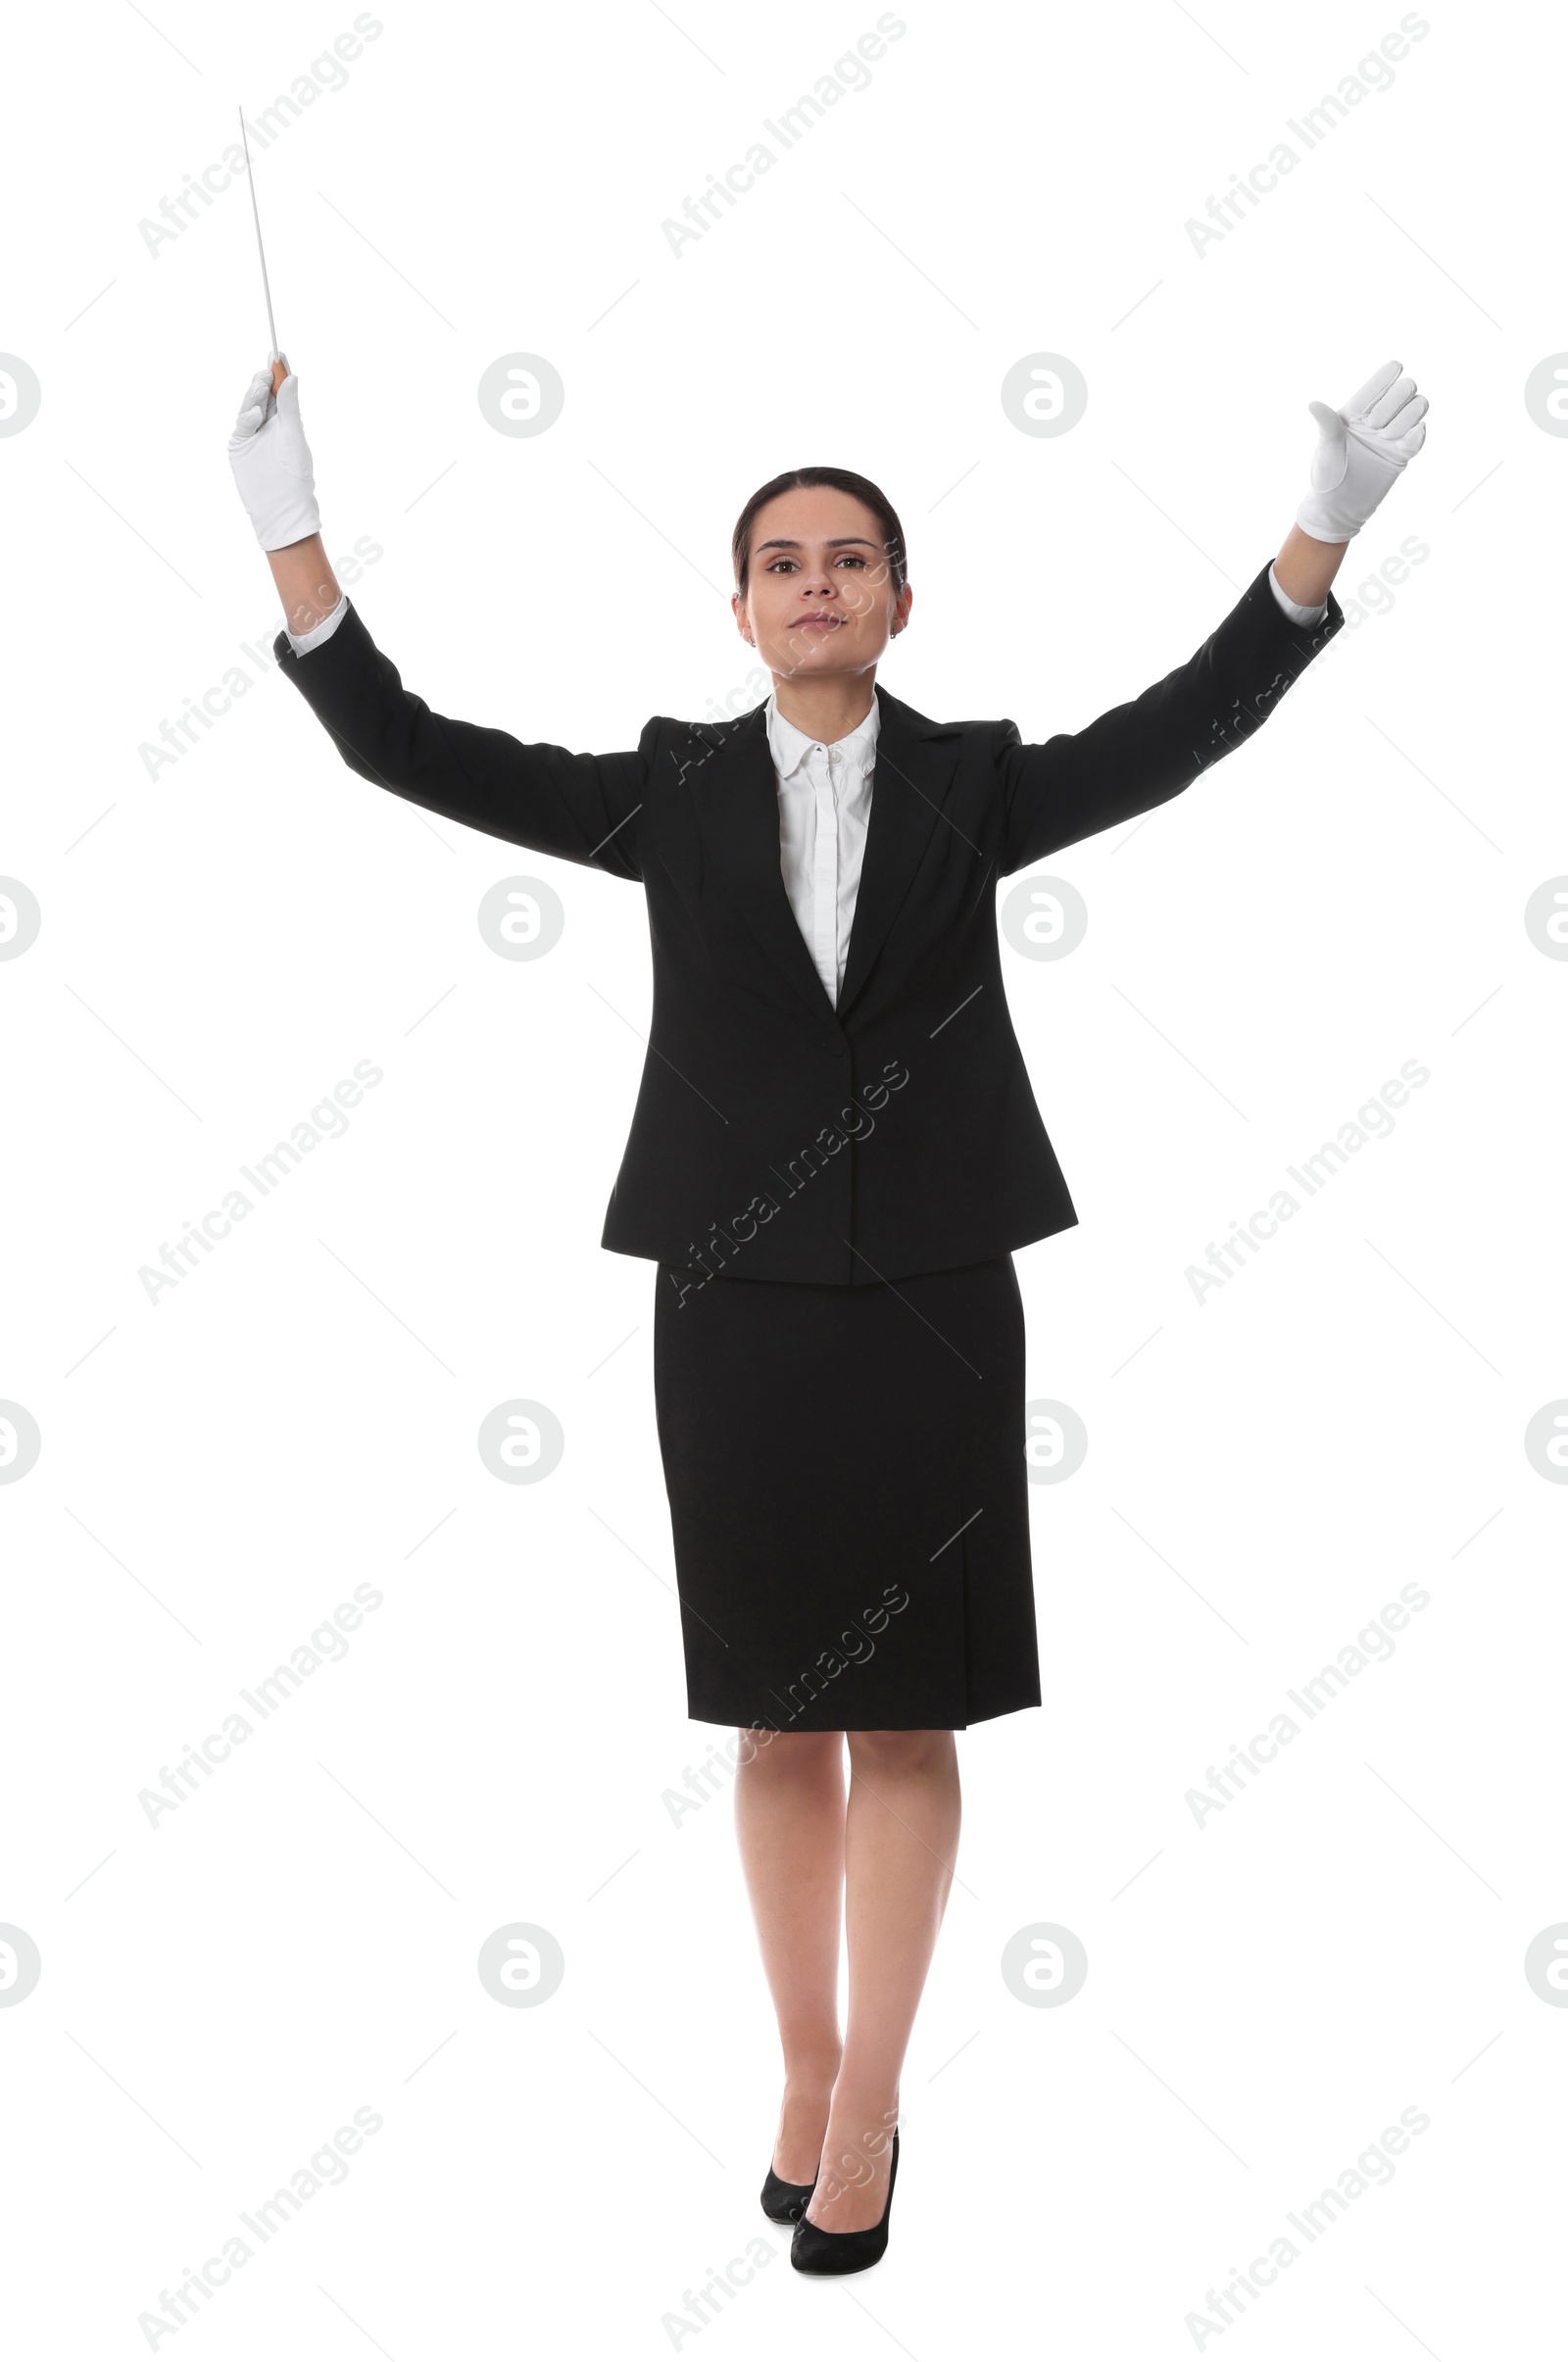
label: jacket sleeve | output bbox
[995,559,1344,877]
[271,602,649,880]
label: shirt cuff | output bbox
[1267,563,1328,628]
[286,592,350,655]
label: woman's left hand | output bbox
[1296,360,1429,544]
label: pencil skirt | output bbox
[652,1254,1043,1732]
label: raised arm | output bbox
[273,601,649,875]
[227,358,647,877]
[996,360,1429,876]
[996,556,1342,874]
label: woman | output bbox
[229,356,1428,2274]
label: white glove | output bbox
[1295,360,1428,544]
[227,356,322,551]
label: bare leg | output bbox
[732,1729,846,2182]
[804,1727,960,2232]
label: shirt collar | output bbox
[764,684,881,782]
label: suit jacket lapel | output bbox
[681,705,835,1023]
[835,688,960,1018]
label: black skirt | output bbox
[653,1254,1042,1731]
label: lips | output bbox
[793,615,844,630]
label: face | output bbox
[732,485,913,683]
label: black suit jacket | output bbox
[273,559,1342,1284]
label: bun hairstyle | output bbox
[731,466,908,600]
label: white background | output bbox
[3,1,1564,2353]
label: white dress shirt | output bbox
[765,687,880,1005]
[286,569,1328,1007]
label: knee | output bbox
[848,1727,953,1777]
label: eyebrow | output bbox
[754,536,881,553]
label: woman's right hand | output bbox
[228,356,322,551]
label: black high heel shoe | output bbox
[760,2162,818,2224]
[789,2128,899,2276]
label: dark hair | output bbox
[731,466,907,601]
